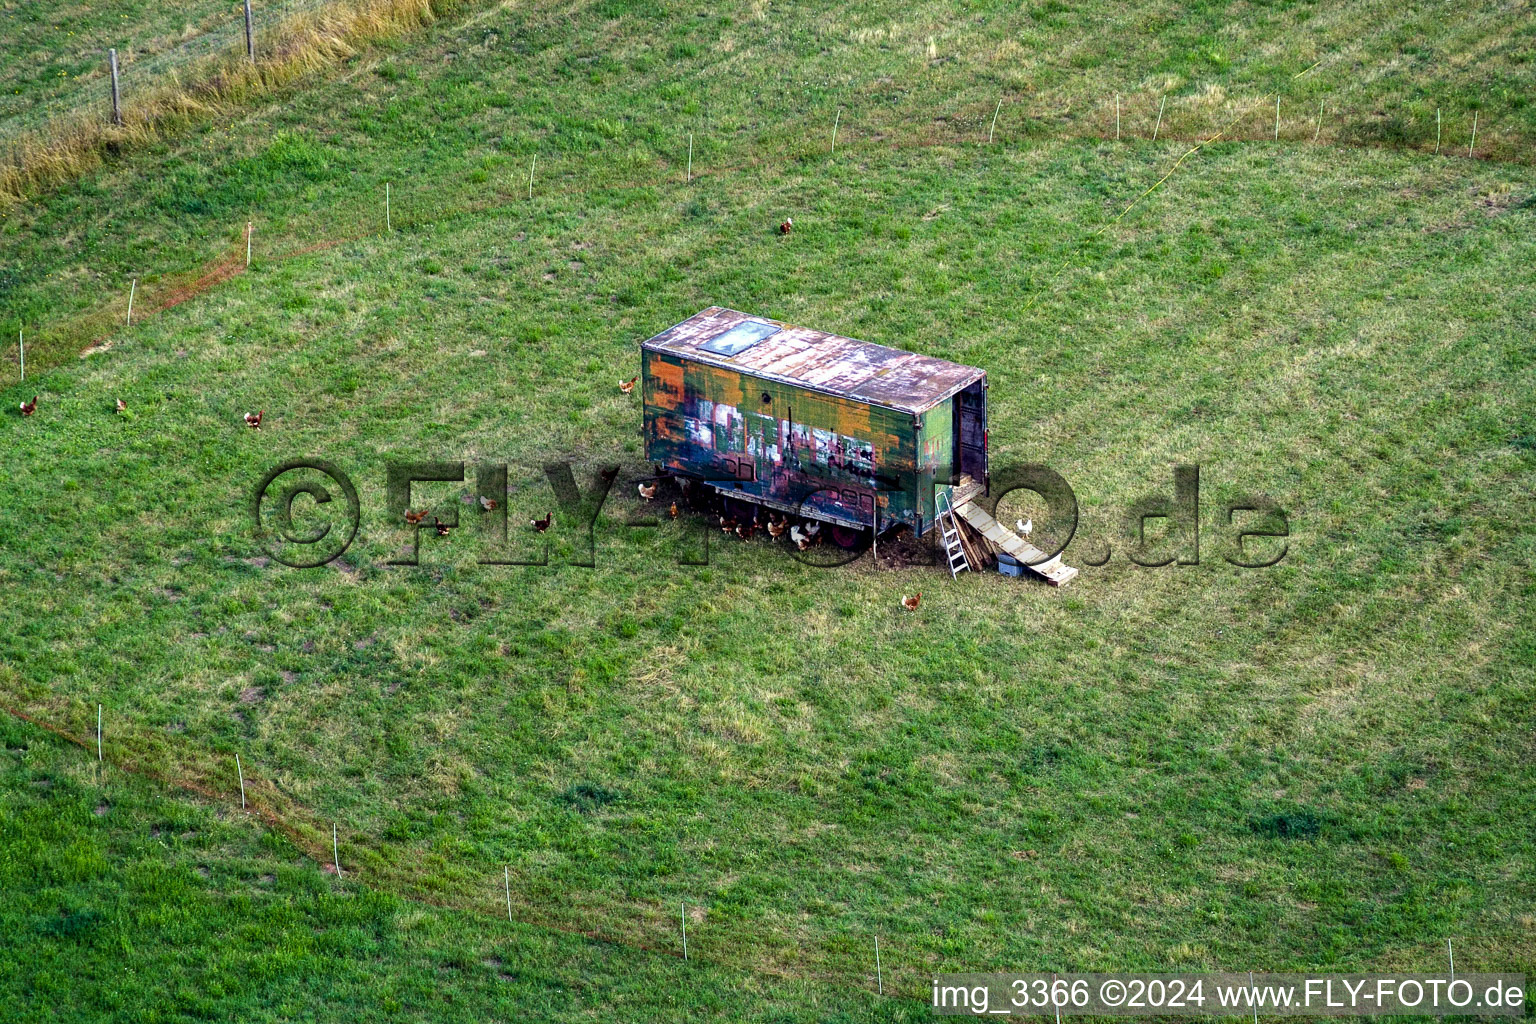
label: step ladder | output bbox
[936,491,971,579]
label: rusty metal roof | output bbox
[640,307,985,414]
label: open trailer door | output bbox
[955,379,987,490]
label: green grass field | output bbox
[1,0,1533,1020]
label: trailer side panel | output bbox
[644,350,925,529]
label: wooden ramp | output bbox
[953,502,1079,587]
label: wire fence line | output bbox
[0,0,1521,343]
[2,693,906,996]
[2,0,1521,187]
[1,72,1514,379]
[0,0,349,144]
[0,0,454,210]
[1,650,1505,1002]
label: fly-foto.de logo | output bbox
[250,459,1289,571]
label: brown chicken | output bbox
[668,501,679,519]
[404,509,429,525]
[479,495,498,512]
[766,517,786,540]
[637,481,657,501]
[618,376,638,395]
[901,593,921,611]
[531,512,554,533]
[433,517,453,536]
[115,398,127,414]
[779,217,793,235]
[244,410,263,430]
[19,396,37,417]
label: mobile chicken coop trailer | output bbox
[642,307,985,536]
[640,308,1078,585]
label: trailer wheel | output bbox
[830,525,865,549]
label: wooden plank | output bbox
[953,501,1077,586]
[954,515,989,571]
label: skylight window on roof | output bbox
[699,320,779,356]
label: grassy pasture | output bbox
[0,0,1534,1019]
[3,0,1534,356]
[0,714,906,1022]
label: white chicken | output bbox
[1016,518,1033,537]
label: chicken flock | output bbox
[631,465,829,550]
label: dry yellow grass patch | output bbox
[0,0,450,207]
[848,22,908,46]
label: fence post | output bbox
[109,49,122,126]
[244,0,256,63]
